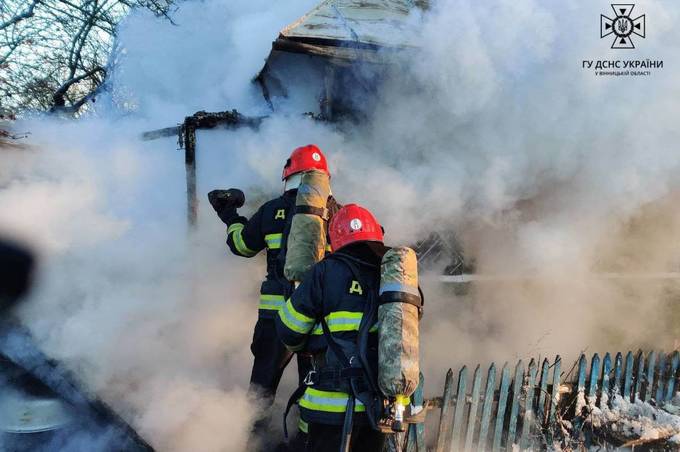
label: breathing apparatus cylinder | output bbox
[378,246,420,432]
[284,170,330,282]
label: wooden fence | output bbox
[411,350,680,451]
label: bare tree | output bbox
[0,0,175,117]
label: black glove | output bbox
[0,239,34,313]
[208,189,245,224]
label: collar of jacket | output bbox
[334,242,389,268]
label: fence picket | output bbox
[477,364,496,452]
[464,366,482,451]
[520,360,538,449]
[633,350,644,402]
[601,353,612,407]
[656,352,667,403]
[571,354,588,439]
[536,359,550,426]
[406,373,425,452]
[623,351,634,401]
[435,369,455,452]
[506,360,524,451]
[546,355,561,447]
[644,352,656,402]
[450,366,468,451]
[588,354,600,400]
[492,363,511,452]
[612,352,623,398]
[437,350,680,452]
[664,351,680,402]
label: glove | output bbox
[208,188,245,210]
[208,189,245,225]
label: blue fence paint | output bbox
[536,359,549,427]
[548,356,561,426]
[666,352,680,402]
[433,351,680,451]
[588,354,600,399]
[506,361,524,450]
[656,352,667,403]
[450,366,468,451]
[571,354,588,438]
[634,350,644,401]
[520,360,537,449]
[623,351,634,401]
[492,363,511,452]
[601,353,611,405]
[477,364,496,452]
[545,356,561,447]
[406,372,425,452]
[464,365,482,452]
[613,352,623,397]
[644,351,656,402]
[435,369,454,452]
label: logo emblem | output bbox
[312,152,321,162]
[349,280,363,295]
[349,219,362,231]
[601,4,645,49]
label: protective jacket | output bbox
[226,189,339,318]
[275,243,386,426]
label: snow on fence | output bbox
[430,351,680,451]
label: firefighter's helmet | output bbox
[282,144,329,180]
[329,204,383,251]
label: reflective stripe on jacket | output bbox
[226,191,296,318]
[226,191,341,318]
[274,248,381,425]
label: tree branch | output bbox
[51,65,105,108]
[0,0,40,31]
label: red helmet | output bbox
[329,204,384,251]
[282,144,329,180]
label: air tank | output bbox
[284,170,330,282]
[378,246,420,431]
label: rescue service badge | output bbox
[601,4,645,49]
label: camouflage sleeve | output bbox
[325,195,342,252]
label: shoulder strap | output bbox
[323,254,382,394]
[319,257,355,369]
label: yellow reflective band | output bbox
[229,224,257,257]
[278,299,315,334]
[227,223,242,234]
[299,388,366,413]
[265,233,283,250]
[259,294,285,311]
[310,311,378,335]
[325,244,332,252]
[298,419,308,434]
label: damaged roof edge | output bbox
[271,36,402,65]
[279,0,422,51]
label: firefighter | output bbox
[208,144,339,446]
[275,204,390,452]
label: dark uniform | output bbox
[275,242,388,452]
[225,189,339,439]
[227,189,304,397]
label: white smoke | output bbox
[2,0,680,449]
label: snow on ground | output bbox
[586,393,680,444]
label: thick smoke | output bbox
[1,0,680,450]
